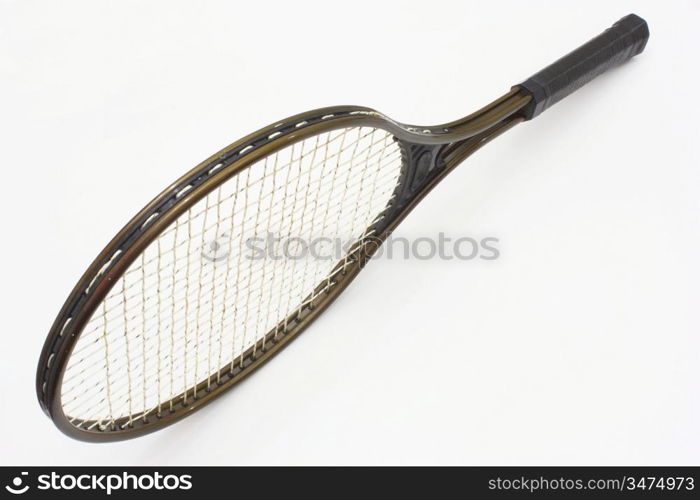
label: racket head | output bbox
[36,107,415,441]
[36,93,528,441]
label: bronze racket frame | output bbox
[36,13,649,441]
[36,89,531,441]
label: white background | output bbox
[1,0,698,465]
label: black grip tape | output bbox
[517,14,649,120]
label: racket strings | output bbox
[62,163,403,379]
[65,149,402,332]
[60,126,403,428]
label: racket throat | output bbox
[373,141,449,235]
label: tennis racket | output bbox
[37,14,649,441]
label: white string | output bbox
[61,127,402,426]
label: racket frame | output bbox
[36,88,530,441]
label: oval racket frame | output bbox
[36,88,531,441]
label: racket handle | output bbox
[516,13,649,120]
